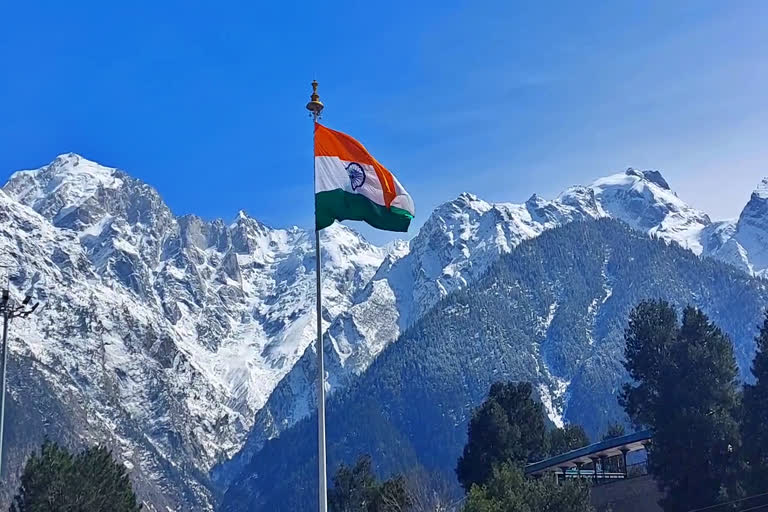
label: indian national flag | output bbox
[314,123,414,232]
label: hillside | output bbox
[222,219,768,511]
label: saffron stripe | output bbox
[314,123,397,207]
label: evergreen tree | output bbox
[10,441,141,512]
[462,463,593,512]
[549,425,589,457]
[742,311,768,493]
[329,455,379,512]
[621,303,744,512]
[601,423,625,441]
[9,441,74,511]
[328,455,411,512]
[619,300,679,429]
[456,382,548,492]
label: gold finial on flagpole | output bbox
[306,79,324,121]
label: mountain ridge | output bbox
[0,153,387,510]
[217,165,767,486]
[221,218,768,511]
[1,153,766,509]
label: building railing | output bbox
[625,461,649,479]
[557,460,648,486]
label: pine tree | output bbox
[462,463,593,512]
[456,382,548,492]
[621,303,744,512]
[328,455,411,512]
[10,441,141,511]
[742,311,768,493]
[329,455,379,512]
[549,425,590,457]
[619,300,678,429]
[601,423,625,441]
[9,441,75,511]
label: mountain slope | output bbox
[221,219,768,511]
[0,154,386,510]
[216,167,739,483]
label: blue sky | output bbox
[1,1,767,243]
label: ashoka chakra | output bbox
[346,162,366,191]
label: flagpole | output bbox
[306,80,327,512]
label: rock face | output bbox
[0,154,385,510]
[1,154,766,510]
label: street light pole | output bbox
[0,287,40,478]
[0,310,8,479]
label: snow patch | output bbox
[538,378,570,428]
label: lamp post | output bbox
[0,286,40,477]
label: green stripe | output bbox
[315,189,413,232]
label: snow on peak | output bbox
[714,177,768,276]
[4,153,123,217]
[418,193,494,248]
[589,168,711,253]
[752,177,768,200]
[625,167,671,190]
[319,222,385,269]
[384,239,410,259]
[440,192,492,214]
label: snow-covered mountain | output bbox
[221,218,768,511]
[1,154,766,509]
[703,178,768,276]
[217,167,765,484]
[0,154,386,510]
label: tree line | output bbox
[326,301,768,512]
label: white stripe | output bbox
[315,155,415,216]
[391,173,415,216]
[315,156,386,206]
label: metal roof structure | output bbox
[525,429,652,476]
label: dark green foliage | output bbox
[329,455,377,512]
[9,441,141,512]
[458,386,592,510]
[462,464,593,512]
[742,311,768,493]
[619,300,679,430]
[601,423,625,441]
[548,425,590,458]
[328,455,410,512]
[621,303,744,512]
[456,382,548,492]
[222,220,768,511]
